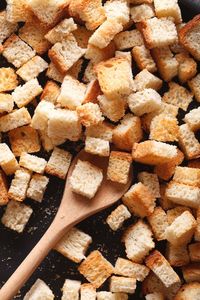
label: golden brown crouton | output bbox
[176,52,197,83]
[179,124,200,160]
[173,166,200,187]
[174,282,200,300]
[150,114,179,142]
[188,73,200,103]
[40,81,60,104]
[0,67,18,92]
[77,103,104,127]
[132,45,157,73]
[0,170,9,206]
[167,206,192,225]
[189,243,200,262]
[147,207,168,241]
[184,107,200,132]
[107,151,132,184]
[182,263,200,283]
[166,243,190,267]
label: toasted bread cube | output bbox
[78,250,114,288]
[55,227,92,263]
[104,0,130,25]
[166,243,189,267]
[85,137,110,157]
[98,95,126,123]
[154,0,182,24]
[19,153,47,174]
[41,81,60,104]
[130,0,153,3]
[179,124,200,160]
[83,79,101,104]
[132,141,178,165]
[96,57,133,101]
[106,205,131,231]
[80,283,96,300]
[3,34,35,68]
[0,170,9,206]
[107,151,132,184]
[110,276,136,294]
[31,101,54,132]
[167,206,192,225]
[83,61,96,83]
[174,282,200,300]
[176,53,197,83]
[6,0,32,23]
[97,291,114,300]
[134,69,162,92]
[85,42,116,63]
[184,107,200,132]
[77,103,104,127]
[9,126,40,157]
[114,29,144,50]
[46,62,64,83]
[49,34,86,74]
[130,4,154,23]
[24,278,54,300]
[0,93,14,113]
[150,114,179,142]
[138,172,160,198]
[8,168,32,202]
[128,89,161,116]
[145,293,164,300]
[188,159,200,169]
[163,82,193,111]
[165,211,196,246]
[12,79,43,108]
[0,10,18,43]
[158,184,175,211]
[85,121,114,142]
[189,243,200,262]
[122,220,155,263]
[70,160,103,199]
[115,51,132,64]
[0,143,19,175]
[0,67,18,92]
[27,174,49,202]
[0,107,31,132]
[147,207,168,241]
[195,209,200,241]
[132,45,157,73]
[61,279,81,300]
[188,73,200,102]
[115,257,150,281]
[57,75,86,110]
[173,166,200,187]
[182,263,200,283]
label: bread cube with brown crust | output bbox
[189,243,200,262]
[166,243,190,267]
[134,69,163,92]
[0,10,18,43]
[114,29,144,50]
[8,168,32,202]
[85,42,116,64]
[0,67,18,92]
[41,81,60,104]
[107,151,132,184]
[154,0,182,24]
[85,137,110,157]
[85,121,114,142]
[179,124,200,160]
[194,209,200,242]
[138,172,160,198]
[182,263,200,283]
[0,93,14,113]
[173,166,200,187]
[130,4,154,23]
[80,283,96,300]
[46,62,64,83]
[184,107,200,132]
[188,73,200,102]
[132,45,157,73]
[19,153,47,174]
[158,184,175,211]
[147,207,168,241]
[176,52,197,83]
[27,174,49,202]
[98,95,126,123]
[110,276,136,294]
[106,205,131,231]
[174,282,200,300]
[0,170,9,206]
[0,143,19,175]
[150,114,179,142]
[6,0,33,23]
[77,103,104,127]
[167,206,192,225]
[61,279,81,300]
[0,108,31,133]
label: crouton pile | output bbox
[0,0,200,299]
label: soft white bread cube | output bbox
[150,114,179,142]
[45,147,72,180]
[114,29,144,50]
[132,45,157,73]
[138,172,160,198]
[110,276,136,294]
[173,166,200,187]
[12,78,43,108]
[0,143,19,175]
[114,257,150,281]
[78,250,114,288]
[104,0,130,26]
[145,250,181,289]
[80,283,96,300]
[166,243,189,267]
[27,174,49,202]
[31,101,54,131]
[0,107,31,132]
[184,107,200,132]
[16,56,48,82]
[41,80,60,104]
[1,200,33,233]
[0,93,14,113]
[19,153,47,174]
[46,62,64,83]
[112,114,143,151]
[0,170,9,206]
[188,73,200,102]
[107,151,132,184]
[85,137,110,157]
[70,160,103,199]
[179,124,200,159]
[147,207,168,241]
[122,220,155,263]
[174,282,200,300]
[122,183,156,218]
[130,4,154,23]
[167,206,192,225]
[134,69,162,92]
[106,205,131,231]
[0,10,18,44]
[3,34,35,68]
[98,95,126,123]
[128,89,162,116]
[154,0,182,24]
[6,0,32,23]
[182,263,200,283]
[132,141,178,165]
[8,168,32,202]
[55,227,92,263]
[24,278,54,300]
[176,52,197,83]
[85,121,114,142]
[48,108,82,143]
[0,67,18,92]
[77,103,104,127]
[61,279,81,300]
[57,75,86,110]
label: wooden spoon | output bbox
[0,150,132,300]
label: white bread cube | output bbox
[173,166,200,187]
[130,4,154,23]
[16,56,48,82]
[41,81,60,104]
[70,160,103,199]
[128,89,162,116]
[107,151,132,184]
[46,62,64,83]
[0,10,18,43]
[0,67,18,92]
[0,107,31,132]
[134,69,162,92]
[98,95,126,123]
[174,282,200,300]
[167,206,192,225]
[106,205,131,231]
[150,114,179,142]
[179,124,200,159]
[12,78,43,108]
[182,263,200,283]
[31,101,55,131]
[132,45,157,73]
[78,250,114,288]
[147,207,168,241]
[0,93,14,113]
[145,293,164,300]
[122,183,156,218]
[45,147,72,180]
[114,29,144,50]
[166,243,189,267]
[3,34,35,68]
[27,174,49,202]
[138,172,160,198]
[24,278,54,300]
[188,73,200,102]
[104,0,130,26]
[0,170,9,206]
[6,0,32,23]
[122,220,155,263]
[19,153,47,174]
[176,52,197,83]
[77,103,104,127]
[8,168,32,202]
[85,137,110,157]
[145,250,181,289]
[184,107,200,132]
[115,51,132,64]
[85,121,114,142]
[110,276,136,294]
[61,279,81,300]
[0,143,19,175]
[39,130,54,152]
[1,200,32,233]
[154,0,182,24]
[189,243,200,262]
[80,283,96,300]
[114,257,150,281]
[132,141,178,165]
[57,75,86,110]
[55,227,92,263]
[97,292,114,300]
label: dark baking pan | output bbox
[0,1,199,299]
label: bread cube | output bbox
[115,257,149,281]
[107,151,132,184]
[138,172,160,198]
[188,73,200,102]
[24,278,54,300]
[176,52,197,83]
[98,95,126,123]
[80,283,96,300]
[61,279,81,300]
[131,4,154,23]
[145,293,164,300]
[122,220,155,262]
[188,159,200,169]
[9,126,41,157]
[106,205,131,231]
[132,141,178,165]
[195,209,200,241]
[147,207,168,241]
[85,121,114,142]
[83,61,96,83]
[150,114,179,142]
[85,137,110,157]
[19,153,47,174]
[134,69,162,92]
[167,206,192,225]
[154,0,182,24]
[182,263,200,283]
[3,34,35,68]
[41,81,60,104]
[173,166,200,187]
[110,276,136,294]
[189,243,200,262]
[31,101,54,131]
[166,243,189,267]
[114,29,144,50]
[0,170,9,206]
[179,124,200,159]
[1,200,33,233]
[115,51,132,64]
[77,103,104,127]
[0,93,14,113]
[39,130,55,152]
[96,57,133,101]
[130,0,153,3]
[46,62,64,83]
[0,107,31,132]
[158,184,175,210]
[8,168,31,202]
[0,67,18,92]
[97,291,114,300]
[184,107,200,132]
[83,79,101,105]
[78,250,114,288]
[174,282,200,300]
[132,45,157,73]
[0,10,17,43]
[27,174,49,202]
[85,42,116,63]
[6,0,32,23]
[113,114,143,151]
[0,143,19,175]
[142,272,168,298]
[70,160,103,199]
[104,0,130,25]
